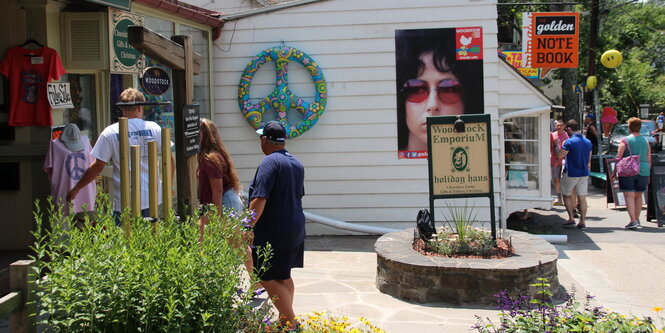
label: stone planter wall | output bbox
[375,229,559,305]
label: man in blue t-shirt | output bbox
[555,119,593,230]
[247,120,305,330]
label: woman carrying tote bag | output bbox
[613,117,651,230]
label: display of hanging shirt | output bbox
[0,46,66,126]
[43,124,96,215]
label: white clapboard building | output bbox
[190,0,554,234]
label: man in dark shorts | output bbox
[247,120,305,330]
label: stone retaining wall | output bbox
[375,229,559,304]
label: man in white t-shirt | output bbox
[68,88,173,222]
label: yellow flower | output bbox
[654,329,662,333]
[654,306,663,313]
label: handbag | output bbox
[615,138,641,177]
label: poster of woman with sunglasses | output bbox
[395,27,484,159]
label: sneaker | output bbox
[636,221,643,229]
[576,224,587,230]
[625,221,639,230]
[553,201,564,206]
[563,220,576,228]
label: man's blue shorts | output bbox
[618,175,649,192]
[252,242,304,281]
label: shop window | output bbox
[179,24,210,119]
[505,117,539,190]
[63,74,97,138]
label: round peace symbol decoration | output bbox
[238,46,328,139]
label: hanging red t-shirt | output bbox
[0,46,66,126]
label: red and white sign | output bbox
[456,27,483,60]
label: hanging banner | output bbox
[395,27,485,159]
[522,12,579,68]
[109,8,145,74]
[500,50,539,79]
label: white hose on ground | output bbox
[535,234,568,244]
[304,211,400,235]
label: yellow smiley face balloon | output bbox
[586,76,597,89]
[600,49,623,68]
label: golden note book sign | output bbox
[428,115,493,197]
[109,8,145,74]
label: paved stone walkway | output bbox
[290,185,665,332]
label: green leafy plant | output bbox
[425,227,505,258]
[441,200,478,242]
[474,271,656,333]
[30,194,277,332]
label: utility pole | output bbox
[586,0,600,112]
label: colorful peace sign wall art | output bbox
[238,46,328,139]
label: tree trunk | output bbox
[562,68,579,122]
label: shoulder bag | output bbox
[615,138,641,177]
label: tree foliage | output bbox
[498,0,665,121]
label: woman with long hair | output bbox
[198,118,261,293]
[614,117,651,230]
[198,118,243,216]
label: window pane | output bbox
[179,24,210,119]
[504,117,539,190]
[64,74,97,138]
[506,165,539,190]
[144,16,174,36]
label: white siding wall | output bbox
[197,0,506,233]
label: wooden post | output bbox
[161,128,173,219]
[127,26,202,220]
[172,35,199,218]
[119,118,130,230]
[148,141,158,218]
[9,260,35,333]
[131,145,141,218]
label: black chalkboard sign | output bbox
[650,165,665,227]
[183,104,200,157]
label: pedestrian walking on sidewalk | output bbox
[247,120,306,331]
[551,119,569,206]
[555,119,593,229]
[613,117,651,230]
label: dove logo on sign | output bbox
[456,27,483,60]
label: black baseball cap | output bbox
[256,120,286,142]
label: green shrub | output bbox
[473,274,656,333]
[31,195,275,332]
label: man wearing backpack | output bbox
[554,119,593,230]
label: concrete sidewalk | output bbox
[292,186,665,332]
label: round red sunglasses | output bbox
[401,79,462,104]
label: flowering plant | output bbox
[297,312,385,333]
[474,275,656,332]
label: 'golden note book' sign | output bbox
[429,121,490,196]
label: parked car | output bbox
[607,120,662,154]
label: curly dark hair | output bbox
[395,28,484,151]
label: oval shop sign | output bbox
[141,67,171,96]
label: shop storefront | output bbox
[0,0,222,250]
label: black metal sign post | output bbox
[426,114,496,239]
